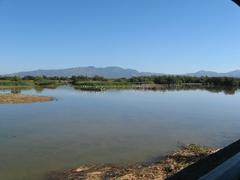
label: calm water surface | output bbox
[1,86,240,180]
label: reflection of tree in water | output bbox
[11,89,21,94]
[147,85,239,95]
[34,86,44,93]
[204,86,238,95]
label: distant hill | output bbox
[5,67,240,78]
[186,70,240,78]
[7,66,158,78]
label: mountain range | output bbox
[6,66,157,78]
[186,70,240,78]
[4,66,240,78]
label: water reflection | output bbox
[1,85,239,95]
[0,86,240,180]
[10,89,21,94]
[73,85,239,95]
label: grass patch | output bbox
[0,80,34,87]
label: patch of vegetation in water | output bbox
[0,76,66,89]
[0,79,34,88]
[0,75,240,94]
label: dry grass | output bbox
[0,94,54,104]
[46,144,218,180]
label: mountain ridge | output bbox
[4,66,240,78]
[5,66,159,78]
[186,70,240,78]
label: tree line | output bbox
[0,75,240,87]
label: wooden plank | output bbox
[167,139,240,180]
[233,0,240,6]
[200,152,240,180]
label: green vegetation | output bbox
[70,75,240,91]
[0,76,34,88]
[152,76,240,86]
[71,76,135,91]
[71,75,240,87]
[0,75,240,91]
[0,76,66,89]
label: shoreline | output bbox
[0,94,54,104]
[46,144,218,180]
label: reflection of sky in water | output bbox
[0,87,240,179]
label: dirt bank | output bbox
[0,94,54,104]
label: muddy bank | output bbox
[0,94,54,104]
[46,144,218,180]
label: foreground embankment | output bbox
[46,144,218,180]
[0,94,54,104]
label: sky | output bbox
[0,0,239,74]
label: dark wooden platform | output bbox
[233,0,240,6]
[168,139,240,180]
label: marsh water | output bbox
[1,86,240,180]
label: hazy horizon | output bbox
[0,0,239,74]
[2,65,240,76]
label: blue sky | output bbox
[0,0,239,74]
